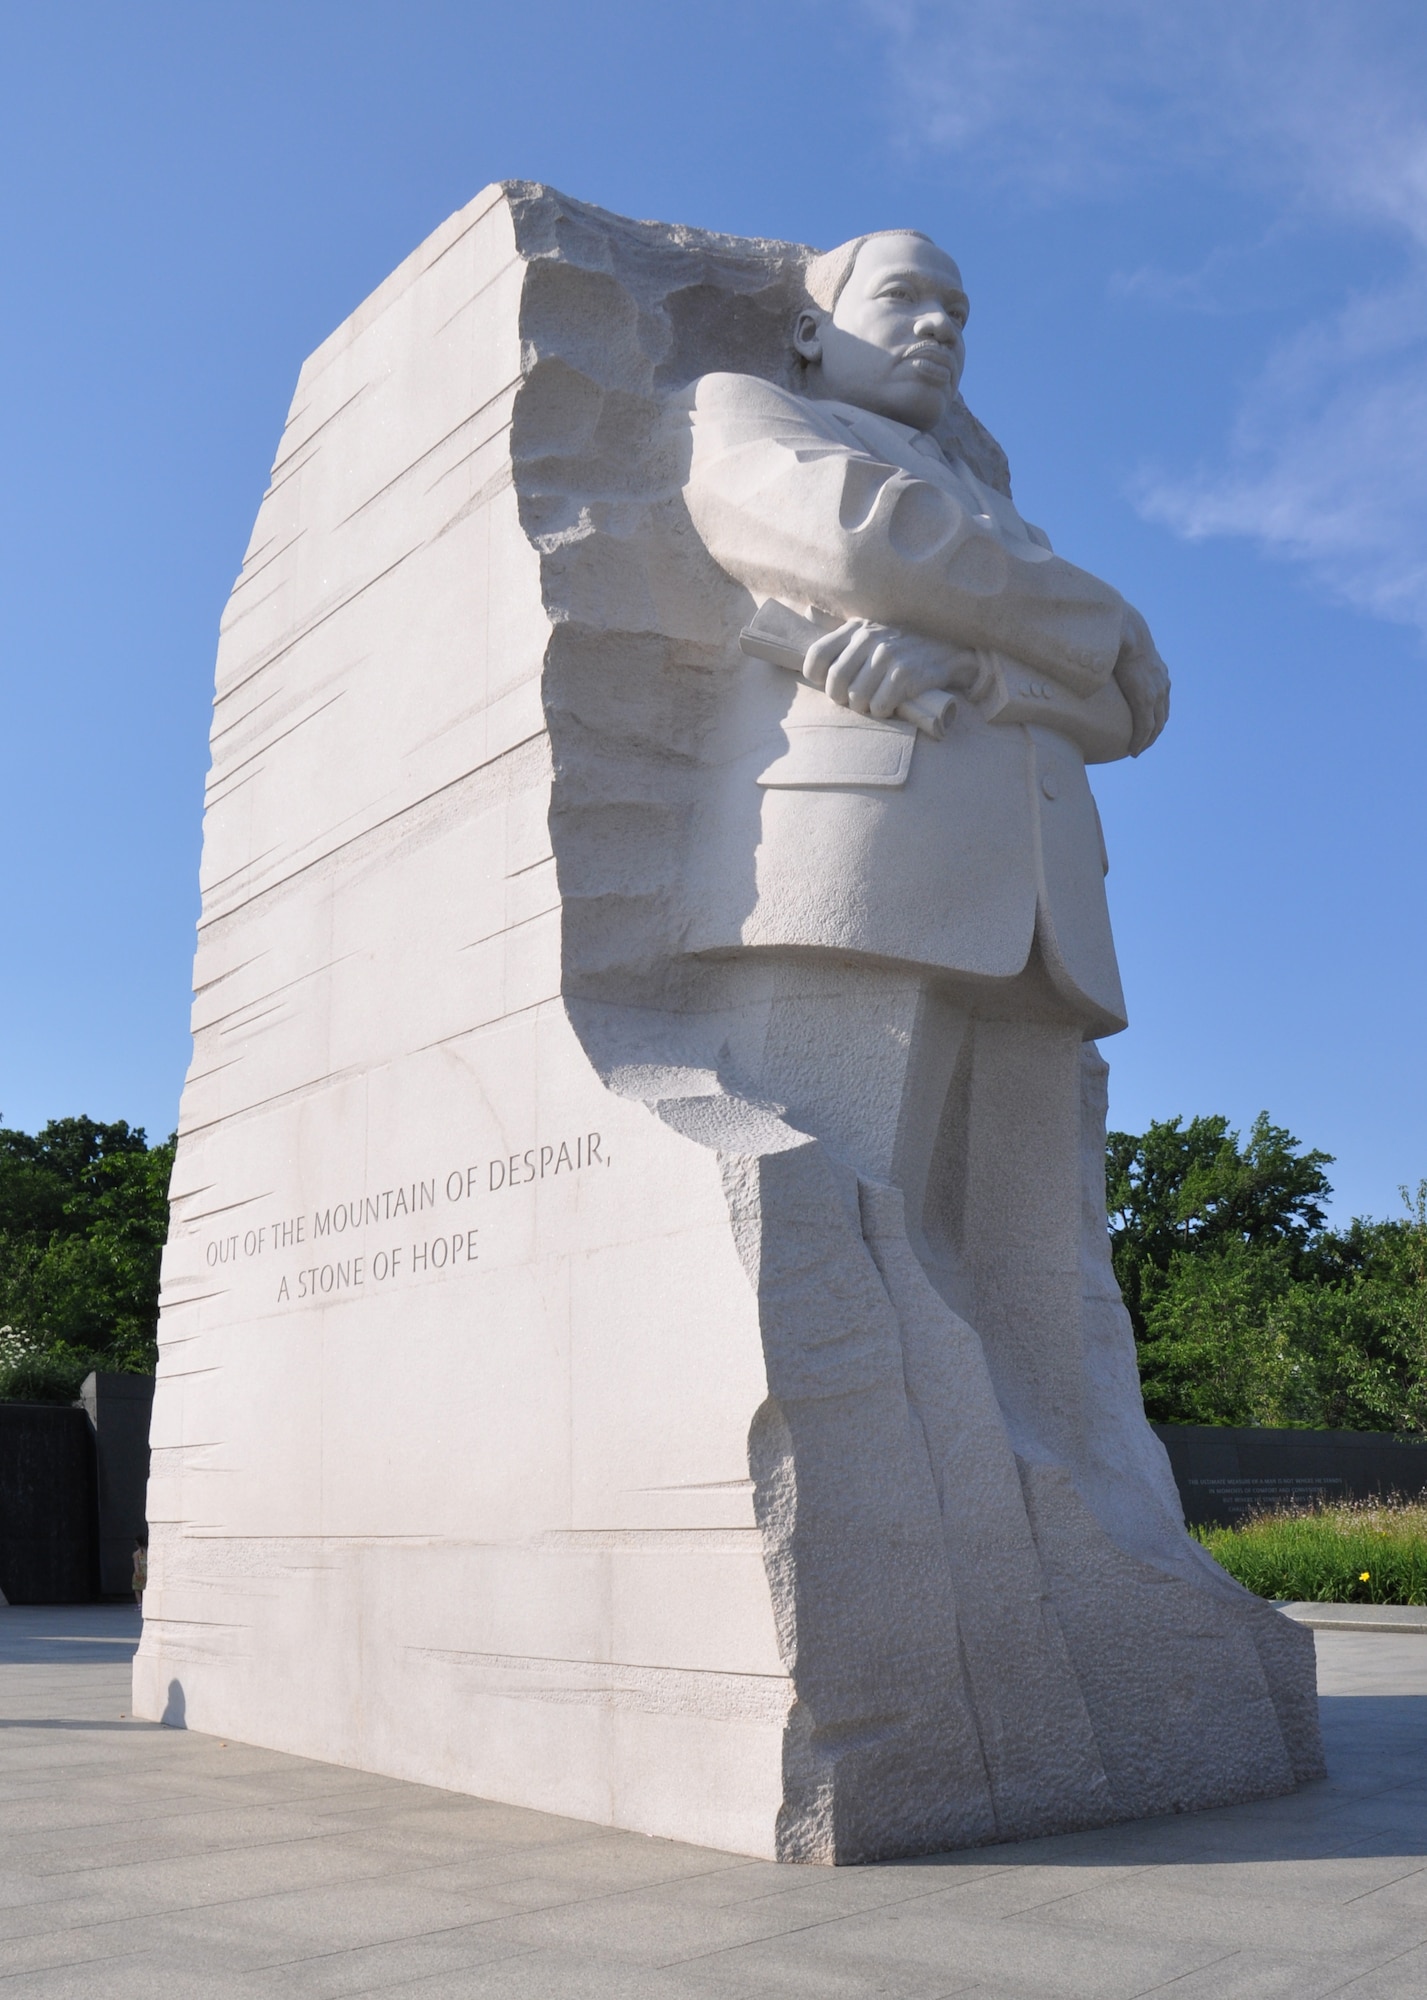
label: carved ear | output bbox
[793,309,824,363]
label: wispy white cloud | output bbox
[1108,229,1319,319]
[869,0,1427,633]
[1139,282,1427,627]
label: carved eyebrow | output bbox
[873,270,969,311]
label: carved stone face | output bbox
[796,233,969,431]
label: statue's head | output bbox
[795,230,968,431]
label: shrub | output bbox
[1196,1499,1427,1605]
[0,1328,100,1404]
[0,1118,173,1399]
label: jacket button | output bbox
[1040,773,1058,800]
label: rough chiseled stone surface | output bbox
[135,182,1322,1863]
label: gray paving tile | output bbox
[1102,1952,1369,2000]
[660,1858,1014,1923]
[1327,1942,1427,1997]
[665,1891,1232,1998]
[0,1842,455,1944]
[138,1874,540,1965]
[391,1881,873,1970]
[242,1932,546,1999]
[862,1860,1159,1924]
[0,1963,279,1999]
[668,1925,1009,1999]
[159,1911,544,1993]
[0,1928,152,1983]
[1028,1873,1422,1960]
[358,1945,861,1999]
[1330,1862,1427,1919]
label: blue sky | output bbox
[3,0,1425,1221]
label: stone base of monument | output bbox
[134,182,1322,1862]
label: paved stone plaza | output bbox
[0,1607,1422,1996]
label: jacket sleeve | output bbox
[678,373,1126,697]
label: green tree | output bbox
[1108,1116,1427,1431]
[1140,1242,1316,1427]
[1107,1111,1333,1341]
[0,1117,174,1403]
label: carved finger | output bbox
[824,628,877,706]
[1135,671,1169,753]
[802,619,862,690]
[868,655,909,720]
[846,641,892,714]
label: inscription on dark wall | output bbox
[200,1130,610,1307]
[1153,1424,1427,1527]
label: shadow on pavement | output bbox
[0,1603,140,1666]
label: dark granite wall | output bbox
[1154,1424,1427,1528]
[78,1372,154,1596]
[0,1405,96,1603]
[0,1372,153,1602]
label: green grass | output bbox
[1194,1499,1427,1605]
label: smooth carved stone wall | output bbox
[135,182,1322,1861]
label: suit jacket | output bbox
[670,372,1137,1033]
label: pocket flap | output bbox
[757,716,916,789]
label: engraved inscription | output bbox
[199,1129,612,1307]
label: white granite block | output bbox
[136,182,1321,1862]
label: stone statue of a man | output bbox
[674,228,1167,1032]
[666,229,1168,1336]
[657,228,1319,1859]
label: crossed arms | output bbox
[678,372,1169,756]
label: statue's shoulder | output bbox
[676,371,833,437]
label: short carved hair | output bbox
[801,230,936,313]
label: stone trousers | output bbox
[665,950,1320,1861]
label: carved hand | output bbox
[1114,605,1171,756]
[802,619,982,721]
